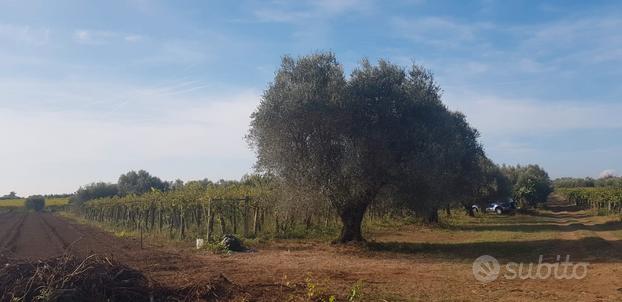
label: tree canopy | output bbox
[501,164,553,207]
[25,195,45,212]
[118,170,168,196]
[554,176,622,188]
[248,53,486,242]
[70,182,119,206]
[0,191,19,200]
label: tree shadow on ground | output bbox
[541,203,586,212]
[367,237,622,263]
[450,220,622,233]
[526,211,592,219]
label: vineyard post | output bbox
[232,203,238,234]
[243,196,249,237]
[253,205,260,236]
[206,200,214,242]
[275,210,280,236]
[180,205,186,239]
[219,207,227,236]
[158,202,163,233]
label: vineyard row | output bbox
[556,187,622,215]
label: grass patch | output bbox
[0,197,69,209]
[0,198,25,209]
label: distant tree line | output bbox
[43,193,73,199]
[0,191,20,200]
[1,192,72,200]
[70,170,170,207]
[69,170,219,207]
[554,176,622,188]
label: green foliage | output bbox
[118,170,168,196]
[557,187,622,215]
[25,195,45,212]
[348,280,364,302]
[248,52,485,241]
[554,177,596,188]
[70,182,119,207]
[467,157,512,208]
[554,176,622,188]
[304,275,364,302]
[81,176,282,241]
[0,198,25,209]
[200,241,230,254]
[0,197,68,209]
[501,164,553,207]
[0,191,19,200]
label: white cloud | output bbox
[0,24,50,45]
[254,8,313,23]
[124,34,143,42]
[443,91,622,136]
[0,88,260,195]
[73,29,144,45]
[599,169,618,178]
[392,14,622,77]
[515,16,622,66]
[253,0,373,23]
[391,16,492,48]
[137,40,208,64]
[312,0,372,14]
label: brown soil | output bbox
[0,209,621,301]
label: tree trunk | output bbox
[425,207,439,224]
[336,203,368,243]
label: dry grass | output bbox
[0,198,69,209]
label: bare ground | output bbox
[1,205,621,301]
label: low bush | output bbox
[25,195,45,212]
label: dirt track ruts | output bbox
[0,211,139,261]
[1,209,622,301]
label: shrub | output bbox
[25,195,45,212]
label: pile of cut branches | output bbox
[0,254,152,302]
[0,254,249,301]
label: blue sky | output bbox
[1,0,622,195]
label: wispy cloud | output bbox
[444,92,622,136]
[519,16,622,66]
[393,14,622,70]
[253,0,373,23]
[599,169,618,178]
[391,16,493,48]
[73,29,144,45]
[0,85,260,195]
[0,24,50,45]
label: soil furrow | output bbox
[0,213,26,251]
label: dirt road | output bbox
[0,211,133,260]
[0,210,621,301]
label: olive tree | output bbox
[461,157,512,216]
[248,53,484,242]
[25,195,45,212]
[501,164,553,207]
[70,182,119,207]
[118,170,168,196]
